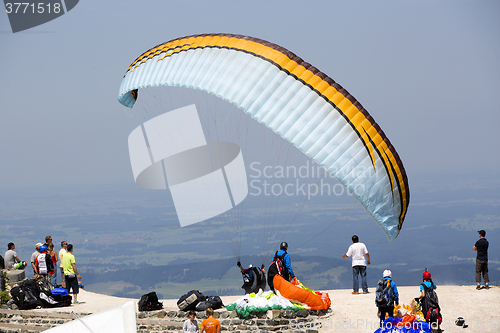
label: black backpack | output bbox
[195,295,224,311]
[421,283,442,324]
[375,278,395,307]
[268,251,289,290]
[10,281,43,310]
[177,290,205,311]
[138,292,163,311]
[0,254,4,269]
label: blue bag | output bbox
[51,288,69,297]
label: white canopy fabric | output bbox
[44,301,136,333]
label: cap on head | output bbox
[383,269,392,278]
[423,271,431,280]
[39,245,48,253]
[478,230,486,237]
[35,242,43,249]
[280,242,288,250]
[248,264,253,268]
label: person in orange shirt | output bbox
[200,308,220,333]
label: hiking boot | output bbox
[484,285,489,290]
[352,291,359,295]
[363,291,370,294]
[476,285,481,290]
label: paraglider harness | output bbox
[375,278,395,308]
[241,266,266,294]
[419,280,442,326]
[267,250,291,292]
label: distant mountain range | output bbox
[83,255,499,299]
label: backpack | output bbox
[35,253,54,275]
[421,283,442,324]
[138,292,163,311]
[375,278,394,307]
[51,288,69,297]
[0,254,4,269]
[10,281,43,310]
[267,251,289,290]
[177,290,205,311]
[195,295,224,311]
[39,289,72,308]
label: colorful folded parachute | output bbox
[225,290,304,318]
[375,317,432,333]
[273,275,331,311]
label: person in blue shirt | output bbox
[418,270,442,332]
[377,269,399,327]
[267,242,296,292]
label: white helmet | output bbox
[383,269,392,278]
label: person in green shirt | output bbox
[62,244,82,304]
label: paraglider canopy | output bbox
[118,33,410,242]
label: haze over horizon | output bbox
[1,1,499,292]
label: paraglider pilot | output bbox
[237,261,266,294]
[267,242,297,292]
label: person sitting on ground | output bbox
[200,308,220,333]
[268,242,296,292]
[376,269,399,327]
[183,310,199,333]
[4,243,27,270]
[418,270,442,332]
[237,261,266,294]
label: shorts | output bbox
[65,275,79,294]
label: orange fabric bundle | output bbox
[273,275,331,310]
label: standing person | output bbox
[473,230,489,290]
[59,241,68,288]
[200,308,220,333]
[183,310,199,333]
[34,244,54,286]
[4,243,27,270]
[48,243,58,287]
[63,244,82,304]
[31,243,43,275]
[342,235,371,294]
[376,270,399,327]
[418,270,442,332]
[267,242,296,292]
[44,236,52,248]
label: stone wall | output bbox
[0,307,333,333]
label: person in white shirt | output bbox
[183,310,199,333]
[5,243,27,270]
[342,235,371,294]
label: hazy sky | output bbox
[1,0,499,190]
